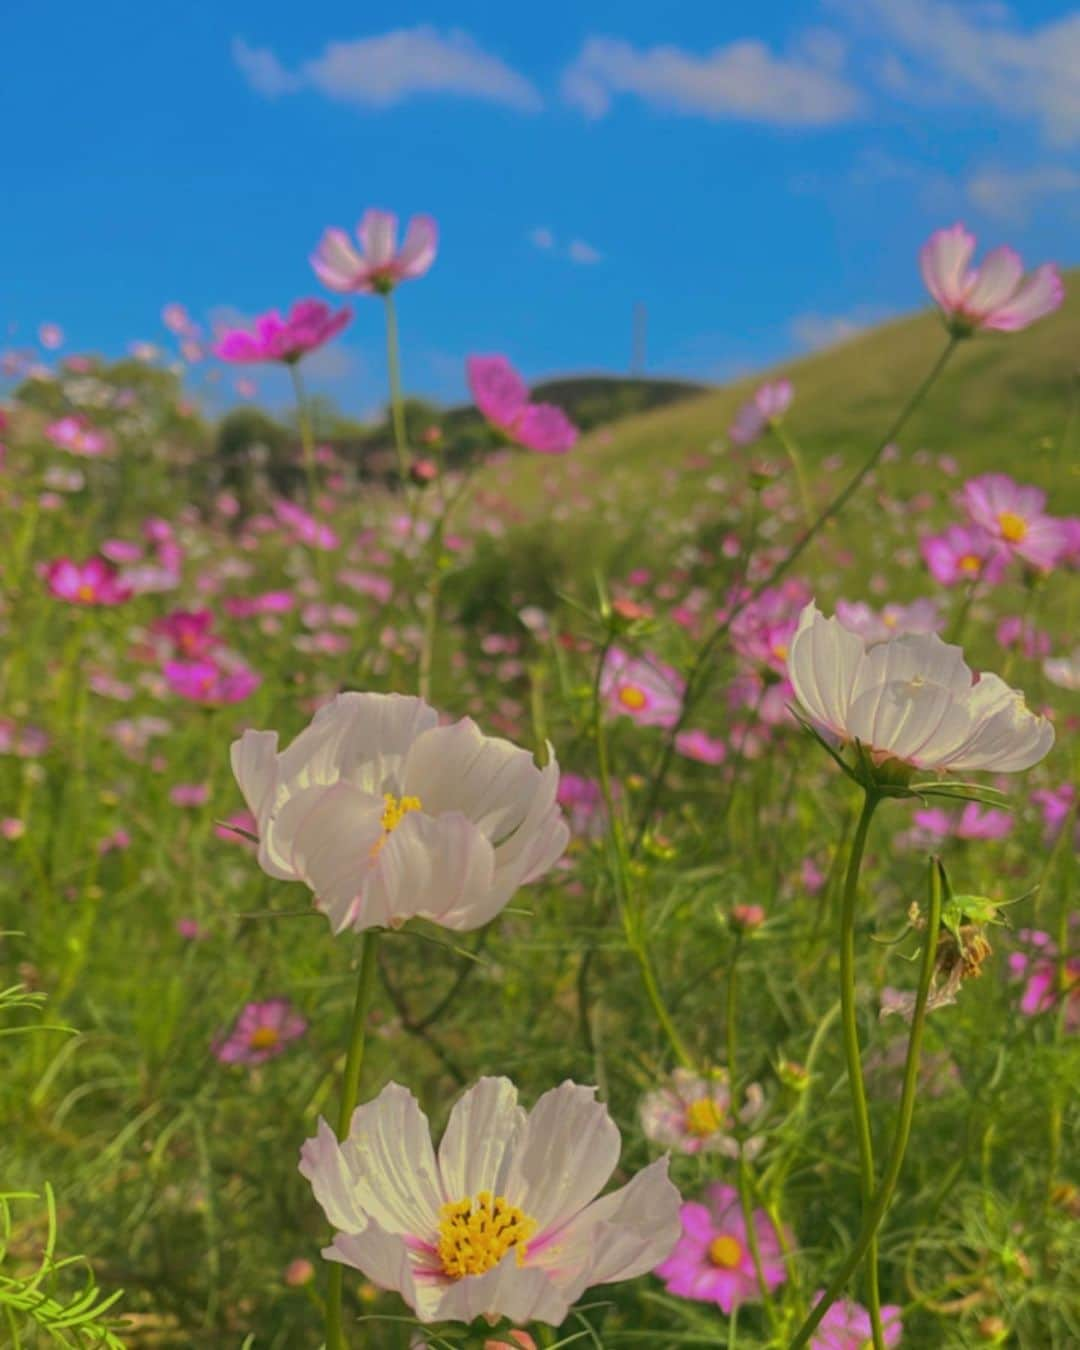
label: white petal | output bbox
[326,1222,426,1313]
[787,602,864,736]
[336,1083,444,1238]
[437,1077,526,1202]
[504,1082,619,1234]
[283,783,384,931]
[431,1251,569,1327]
[366,810,497,930]
[359,208,398,267]
[298,1116,369,1233]
[964,246,1024,317]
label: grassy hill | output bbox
[483,271,1080,552]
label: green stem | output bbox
[770,420,813,527]
[288,361,318,515]
[326,931,380,1350]
[383,292,410,486]
[632,335,959,846]
[789,854,944,1350]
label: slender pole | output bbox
[325,931,380,1350]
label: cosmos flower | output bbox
[1044,647,1080,692]
[164,658,261,705]
[639,1068,765,1157]
[45,415,109,457]
[467,355,578,454]
[231,692,569,934]
[45,557,132,606]
[1009,928,1080,1032]
[787,602,1053,774]
[213,997,307,1065]
[311,209,438,294]
[600,648,684,728]
[272,498,340,551]
[958,474,1069,572]
[920,224,1063,334]
[728,379,793,447]
[920,524,1007,588]
[809,1292,902,1348]
[675,729,727,765]
[213,299,352,365]
[834,598,943,644]
[153,609,219,659]
[653,1183,787,1313]
[299,1077,680,1326]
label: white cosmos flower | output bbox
[231,692,569,933]
[1044,648,1080,692]
[787,602,1053,774]
[299,1077,681,1326]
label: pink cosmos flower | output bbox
[162,303,195,336]
[835,598,943,644]
[996,616,1051,659]
[170,783,210,808]
[654,1183,787,1313]
[1008,930,1080,1032]
[809,1292,902,1349]
[45,415,109,457]
[467,355,578,454]
[223,590,296,619]
[728,379,794,447]
[911,802,1012,841]
[675,729,727,764]
[1030,785,1075,842]
[920,224,1063,334]
[153,609,219,659]
[729,580,811,674]
[300,1077,680,1326]
[600,648,685,728]
[958,474,1069,572]
[0,721,50,758]
[272,499,339,550]
[38,322,64,350]
[312,209,438,294]
[640,1069,765,1157]
[214,299,352,365]
[213,997,307,1065]
[215,810,258,849]
[45,557,132,606]
[164,659,261,705]
[1044,647,1080,691]
[920,524,1008,588]
[556,773,606,837]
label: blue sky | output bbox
[3,0,1078,416]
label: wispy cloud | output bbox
[789,306,886,352]
[567,239,603,265]
[965,164,1080,224]
[834,0,1080,145]
[233,28,541,112]
[528,229,605,265]
[528,226,555,251]
[561,35,861,126]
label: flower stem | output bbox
[788,853,944,1350]
[326,930,380,1350]
[383,291,410,487]
[769,420,813,527]
[288,360,318,515]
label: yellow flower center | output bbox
[708,1235,743,1269]
[618,685,648,711]
[249,1026,280,1050]
[381,793,422,832]
[771,642,789,661]
[883,614,897,629]
[997,511,1027,543]
[76,584,95,602]
[437,1192,537,1279]
[685,1097,724,1137]
[958,553,982,575]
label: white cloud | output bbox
[789,307,885,351]
[529,226,555,250]
[966,164,1080,224]
[567,239,603,265]
[234,27,541,112]
[561,35,861,126]
[835,0,1080,145]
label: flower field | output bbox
[1,218,1078,1350]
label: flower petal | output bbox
[437,1077,526,1202]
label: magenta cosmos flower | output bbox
[45,415,110,457]
[231,692,569,934]
[312,208,437,294]
[467,355,578,454]
[213,299,351,365]
[164,658,261,706]
[300,1077,680,1326]
[728,379,793,447]
[809,1292,902,1349]
[600,648,684,727]
[920,223,1063,334]
[920,524,1007,588]
[45,557,131,606]
[153,608,219,659]
[654,1183,787,1313]
[214,997,307,1065]
[958,474,1069,572]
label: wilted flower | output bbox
[231,692,568,934]
[300,1077,680,1325]
[214,997,307,1064]
[214,300,351,365]
[45,557,132,606]
[467,355,578,454]
[809,1291,902,1348]
[653,1183,787,1313]
[959,474,1068,572]
[600,648,684,728]
[312,209,437,294]
[787,602,1053,775]
[920,223,1063,334]
[640,1068,764,1157]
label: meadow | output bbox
[1,217,1078,1350]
